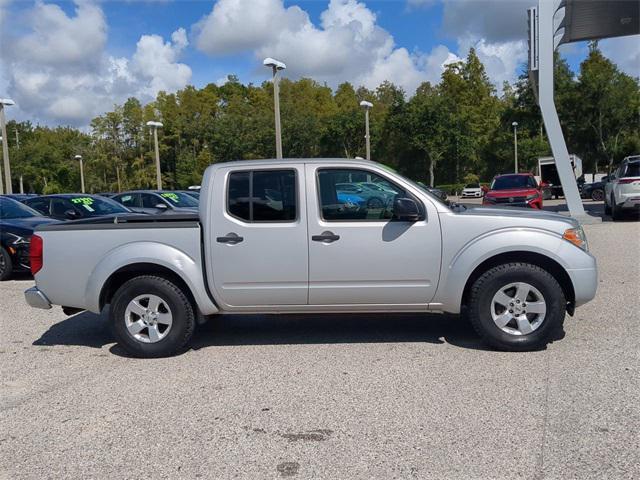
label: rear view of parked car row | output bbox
[0,190,200,280]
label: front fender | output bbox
[435,228,590,313]
[84,241,218,315]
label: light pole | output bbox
[360,100,373,160]
[512,121,519,173]
[0,98,15,194]
[75,155,85,193]
[263,58,286,159]
[146,121,164,189]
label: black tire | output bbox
[467,263,566,351]
[0,247,13,281]
[591,189,604,202]
[110,275,195,358]
[611,195,623,221]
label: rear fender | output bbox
[84,241,218,315]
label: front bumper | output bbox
[567,262,598,308]
[25,286,52,310]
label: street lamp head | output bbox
[74,155,82,160]
[360,100,373,109]
[263,57,286,70]
[0,98,15,107]
[512,121,518,127]
[146,121,163,128]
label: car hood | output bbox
[458,206,579,229]
[486,188,537,197]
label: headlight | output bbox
[6,233,30,245]
[562,227,588,251]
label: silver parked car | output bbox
[604,156,640,220]
[25,159,597,358]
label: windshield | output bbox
[68,196,130,216]
[491,175,537,190]
[159,191,199,208]
[465,184,479,189]
[0,197,40,219]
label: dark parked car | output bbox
[180,190,200,200]
[24,194,136,221]
[112,190,199,215]
[417,182,448,202]
[3,193,38,202]
[0,197,58,280]
[580,176,608,201]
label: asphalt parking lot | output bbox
[1,204,639,479]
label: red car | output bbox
[482,173,543,209]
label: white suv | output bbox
[605,156,640,220]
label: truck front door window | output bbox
[317,169,402,221]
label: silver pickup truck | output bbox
[25,159,597,357]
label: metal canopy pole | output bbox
[537,0,585,218]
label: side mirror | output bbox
[394,197,421,222]
[64,209,80,219]
[155,203,168,210]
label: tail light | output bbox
[618,178,638,184]
[30,234,43,275]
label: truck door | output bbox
[208,164,308,307]
[305,165,441,306]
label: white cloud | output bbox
[600,36,640,78]
[194,0,458,94]
[0,1,192,126]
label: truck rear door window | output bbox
[227,170,297,222]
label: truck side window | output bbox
[317,169,403,221]
[227,170,297,222]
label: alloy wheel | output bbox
[124,294,173,343]
[490,282,546,336]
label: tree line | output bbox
[4,43,639,195]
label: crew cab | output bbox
[25,159,597,357]
[483,173,543,209]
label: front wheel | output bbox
[110,275,195,358]
[0,247,13,281]
[467,263,566,351]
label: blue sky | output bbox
[0,0,637,126]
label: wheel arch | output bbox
[460,251,576,316]
[100,263,197,313]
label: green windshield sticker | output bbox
[71,197,94,206]
[160,193,179,203]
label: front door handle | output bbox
[217,233,244,244]
[312,231,340,243]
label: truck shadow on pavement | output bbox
[33,310,565,355]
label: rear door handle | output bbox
[217,233,244,244]
[312,231,340,243]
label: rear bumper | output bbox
[24,286,52,310]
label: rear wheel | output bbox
[611,194,623,221]
[467,263,565,351]
[0,247,13,281]
[110,275,195,358]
